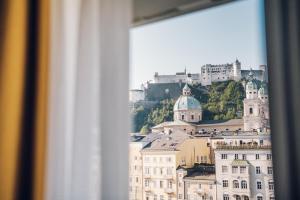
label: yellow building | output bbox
[141,131,211,200]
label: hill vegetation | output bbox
[130,80,245,134]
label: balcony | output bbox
[164,188,175,194]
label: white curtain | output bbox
[47,0,131,199]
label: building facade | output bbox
[215,146,275,200]
[153,60,267,86]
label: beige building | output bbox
[177,164,216,200]
[141,131,211,200]
[129,136,145,200]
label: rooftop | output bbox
[215,144,272,150]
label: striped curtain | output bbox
[0,0,49,199]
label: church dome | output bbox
[246,80,258,91]
[173,95,202,112]
[173,84,202,112]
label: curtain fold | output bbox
[0,0,49,199]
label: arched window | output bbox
[241,180,247,189]
[249,107,253,114]
[244,196,249,200]
[233,180,239,188]
[236,195,241,200]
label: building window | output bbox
[168,181,172,189]
[160,181,163,188]
[256,166,261,174]
[256,154,260,160]
[250,108,253,114]
[241,180,247,189]
[160,195,164,200]
[136,177,138,183]
[267,154,272,160]
[257,181,262,190]
[257,196,263,200]
[232,166,238,174]
[178,194,183,199]
[233,180,239,188]
[242,154,247,160]
[198,184,201,189]
[236,196,241,200]
[222,165,228,173]
[268,167,273,175]
[269,181,274,190]
[181,115,184,120]
[191,115,194,120]
[235,154,239,160]
[145,179,149,187]
[223,194,229,200]
[240,166,246,174]
[222,180,229,188]
[221,154,228,159]
[167,167,172,175]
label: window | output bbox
[257,181,262,190]
[241,180,247,189]
[242,154,247,160]
[240,166,246,174]
[257,196,263,200]
[145,179,149,187]
[269,181,274,190]
[256,154,260,160]
[168,181,172,188]
[233,180,239,188]
[222,165,228,173]
[178,194,183,199]
[222,180,229,188]
[268,167,273,175]
[232,166,238,174]
[167,167,172,175]
[191,115,194,120]
[256,166,261,174]
[267,154,272,160]
[235,154,239,159]
[250,108,253,114]
[198,184,201,189]
[136,177,139,183]
[223,194,229,200]
[236,196,241,200]
[160,195,164,200]
[181,115,184,120]
[160,181,163,188]
[154,167,157,175]
[221,154,228,159]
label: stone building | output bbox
[153,59,267,86]
[215,145,275,200]
[243,71,269,131]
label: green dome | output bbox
[173,95,202,111]
[258,82,268,95]
[246,80,258,90]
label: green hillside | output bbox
[130,80,246,134]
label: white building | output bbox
[243,72,269,131]
[129,89,145,103]
[215,145,275,200]
[153,60,267,86]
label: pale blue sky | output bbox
[130,0,266,89]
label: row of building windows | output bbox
[145,194,172,200]
[221,153,272,160]
[144,167,173,175]
[144,157,173,163]
[222,180,274,191]
[145,180,173,188]
[221,165,273,175]
[223,194,275,200]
